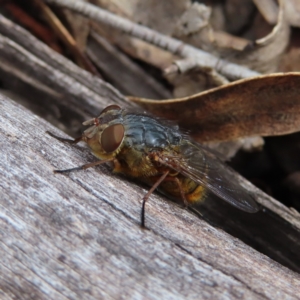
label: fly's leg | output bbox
[174,177,189,208]
[141,171,169,228]
[46,131,83,144]
[54,158,113,173]
[47,131,114,173]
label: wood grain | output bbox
[1,92,300,299]
[1,13,300,300]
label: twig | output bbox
[34,0,100,76]
[44,0,260,80]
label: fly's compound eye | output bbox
[101,124,125,153]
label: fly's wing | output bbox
[161,140,259,212]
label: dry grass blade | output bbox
[33,0,99,75]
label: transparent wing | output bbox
[161,140,259,212]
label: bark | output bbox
[1,92,300,299]
[0,13,300,300]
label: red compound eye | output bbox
[101,124,125,153]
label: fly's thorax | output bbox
[121,113,182,151]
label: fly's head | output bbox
[82,105,125,159]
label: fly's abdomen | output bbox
[155,174,207,204]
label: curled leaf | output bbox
[285,0,300,27]
[232,0,289,73]
[128,72,300,142]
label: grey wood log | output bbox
[0,14,134,137]
[1,12,300,300]
[1,90,300,299]
[87,30,172,99]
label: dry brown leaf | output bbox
[173,3,211,36]
[89,0,256,81]
[253,0,279,25]
[174,0,289,74]
[222,0,255,33]
[172,2,251,54]
[95,0,189,35]
[91,1,176,70]
[279,46,300,72]
[232,0,289,73]
[285,0,300,27]
[166,67,229,98]
[87,31,172,99]
[91,24,175,70]
[93,0,249,77]
[128,72,300,142]
[204,137,264,160]
[209,31,249,51]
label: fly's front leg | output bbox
[54,158,113,174]
[47,131,113,173]
[46,131,83,144]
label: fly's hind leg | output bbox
[174,177,189,208]
[141,173,192,228]
[141,171,169,228]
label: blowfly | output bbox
[48,105,259,227]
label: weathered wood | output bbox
[87,30,172,99]
[1,11,300,299]
[0,14,127,108]
[0,14,134,137]
[1,92,300,299]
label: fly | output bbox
[48,105,259,227]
